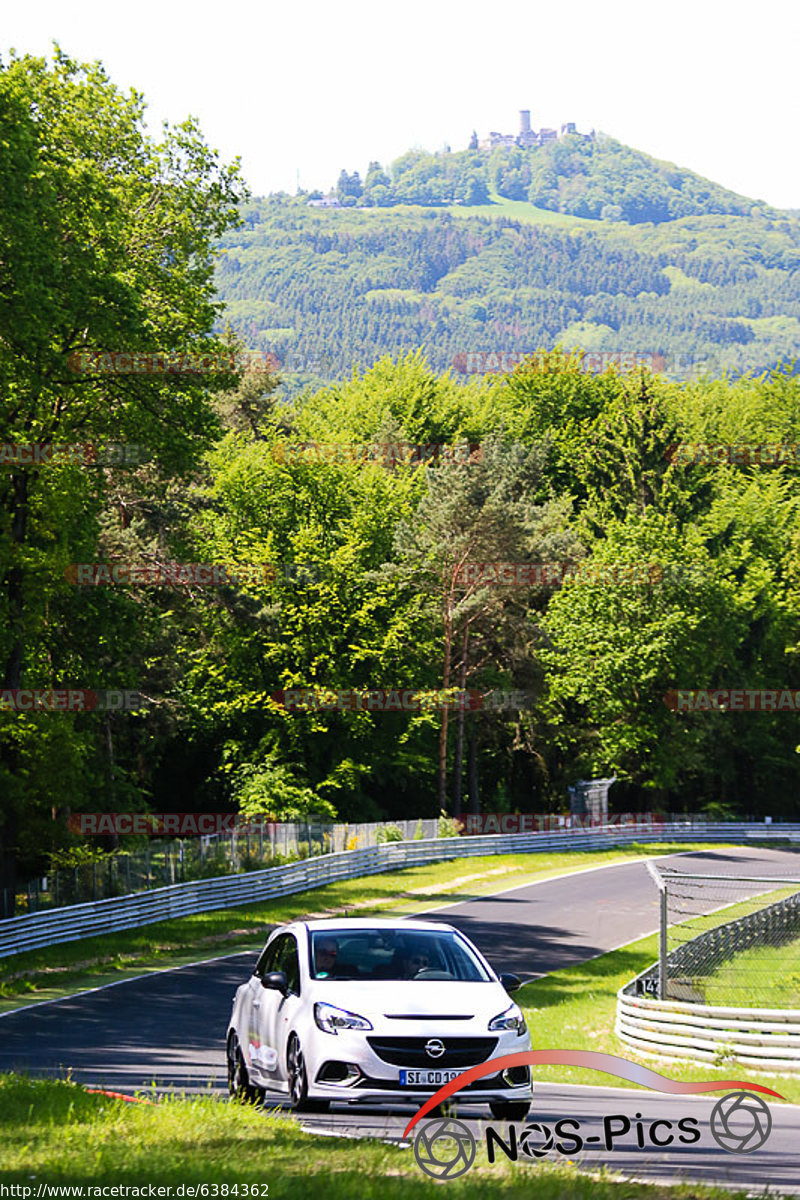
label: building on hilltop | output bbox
[308,194,341,208]
[479,110,593,151]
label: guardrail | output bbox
[617,865,800,1072]
[617,990,800,1072]
[3,821,799,959]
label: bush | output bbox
[438,811,462,838]
[376,824,405,843]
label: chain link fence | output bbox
[653,866,800,1006]
[3,816,442,918]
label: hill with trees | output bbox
[330,134,761,225]
[216,190,800,391]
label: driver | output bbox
[315,938,340,975]
[314,937,358,978]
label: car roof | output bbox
[283,917,456,934]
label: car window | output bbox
[309,929,491,981]
[254,936,281,979]
[273,933,301,994]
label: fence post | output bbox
[660,885,668,1001]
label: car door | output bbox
[260,932,303,1089]
[247,936,283,1081]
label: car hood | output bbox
[308,979,512,1023]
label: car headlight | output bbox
[488,1003,526,1034]
[314,1001,373,1035]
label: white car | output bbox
[226,917,532,1118]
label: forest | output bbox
[1,51,799,902]
[217,193,800,392]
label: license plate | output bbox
[399,1069,461,1087]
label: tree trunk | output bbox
[468,719,480,814]
[452,627,469,818]
[0,470,33,916]
[438,570,455,812]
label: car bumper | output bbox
[306,1028,532,1105]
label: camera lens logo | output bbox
[413,1117,476,1180]
[710,1092,772,1154]
[519,1122,555,1158]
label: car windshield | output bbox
[309,928,492,982]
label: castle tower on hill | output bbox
[479,109,593,152]
[518,108,538,148]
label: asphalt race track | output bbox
[2,845,800,1191]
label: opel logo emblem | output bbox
[425,1038,445,1059]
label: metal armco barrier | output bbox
[2,821,799,959]
[618,864,800,1072]
[617,991,800,1072]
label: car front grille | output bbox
[366,1036,498,1067]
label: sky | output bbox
[3,0,799,208]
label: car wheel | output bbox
[227,1032,261,1104]
[287,1034,329,1113]
[489,1100,531,1121]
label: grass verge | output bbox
[0,1074,764,1197]
[702,932,800,1008]
[0,842,727,1014]
[516,932,800,1105]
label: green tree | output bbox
[0,47,245,907]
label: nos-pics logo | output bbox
[405,1051,782,1182]
[413,1093,773,1181]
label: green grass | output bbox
[701,933,800,1008]
[666,885,800,1005]
[0,1074,764,1197]
[441,192,600,229]
[670,884,800,943]
[0,842,726,1013]
[516,929,800,1104]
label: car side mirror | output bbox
[500,972,521,993]
[262,970,289,994]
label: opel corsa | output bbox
[227,918,532,1117]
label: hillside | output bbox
[328,133,763,225]
[215,185,800,390]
